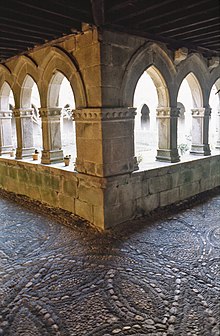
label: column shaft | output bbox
[13,108,35,159]
[0,110,13,154]
[156,107,180,163]
[39,108,64,164]
[190,107,211,155]
[216,109,220,149]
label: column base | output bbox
[41,150,64,164]
[0,145,13,155]
[16,147,35,159]
[190,144,211,156]
[156,149,180,163]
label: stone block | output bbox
[200,178,214,192]
[26,186,41,201]
[76,122,102,140]
[136,193,160,214]
[210,159,220,176]
[59,194,75,213]
[76,29,97,49]
[100,43,112,65]
[101,65,122,87]
[42,174,60,191]
[77,138,103,163]
[179,169,193,185]
[18,169,29,184]
[86,86,102,107]
[93,206,105,230]
[179,181,200,200]
[78,184,104,206]
[5,176,20,194]
[8,166,17,180]
[40,189,59,207]
[105,186,119,206]
[102,120,133,139]
[83,65,101,86]
[160,187,180,207]
[149,175,172,194]
[104,200,135,228]
[63,179,78,198]
[75,199,93,223]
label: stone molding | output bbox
[13,108,34,118]
[0,110,13,118]
[156,107,180,118]
[39,107,62,118]
[73,107,136,121]
[191,107,211,117]
[191,107,212,118]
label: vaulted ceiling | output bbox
[0,0,219,63]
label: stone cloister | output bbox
[0,27,220,229]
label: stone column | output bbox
[156,107,180,163]
[190,107,211,155]
[73,107,136,177]
[216,109,220,149]
[0,110,13,155]
[13,108,35,159]
[39,107,64,164]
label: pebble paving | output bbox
[0,189,219,336]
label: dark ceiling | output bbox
[0,0,219,63]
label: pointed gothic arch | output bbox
[120,42,175,107]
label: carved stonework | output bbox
[0,110,13,118]
[156,107,180,118]
[13,108,34,118]
[191,108,205,117]
[73,108,136,121]
[174,47,188,65]
[39,107,62,118]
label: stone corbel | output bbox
[174,48,188,65]
[208,57,220,69]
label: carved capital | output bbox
[156,107,180,118]
[73,107,136,121]
[191,108,211,117]
[39,107,62,118]
[13,108,34,118]
[0,110,13,118]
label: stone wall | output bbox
[104,154,220,227]
[0,158,105,229]
[0,155,219,229]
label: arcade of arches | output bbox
[0,27,220,229]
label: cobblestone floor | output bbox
[0,190,220,336]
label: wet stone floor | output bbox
[0,190,220,336]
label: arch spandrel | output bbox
[120,42,176,107]
[41,47,87,108]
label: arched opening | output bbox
[21,75,42,151]
[177,73,203,155]
[133,66,169,166]
[0,82,16,153]
[209,78,220,150]
[48,72,76,161]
